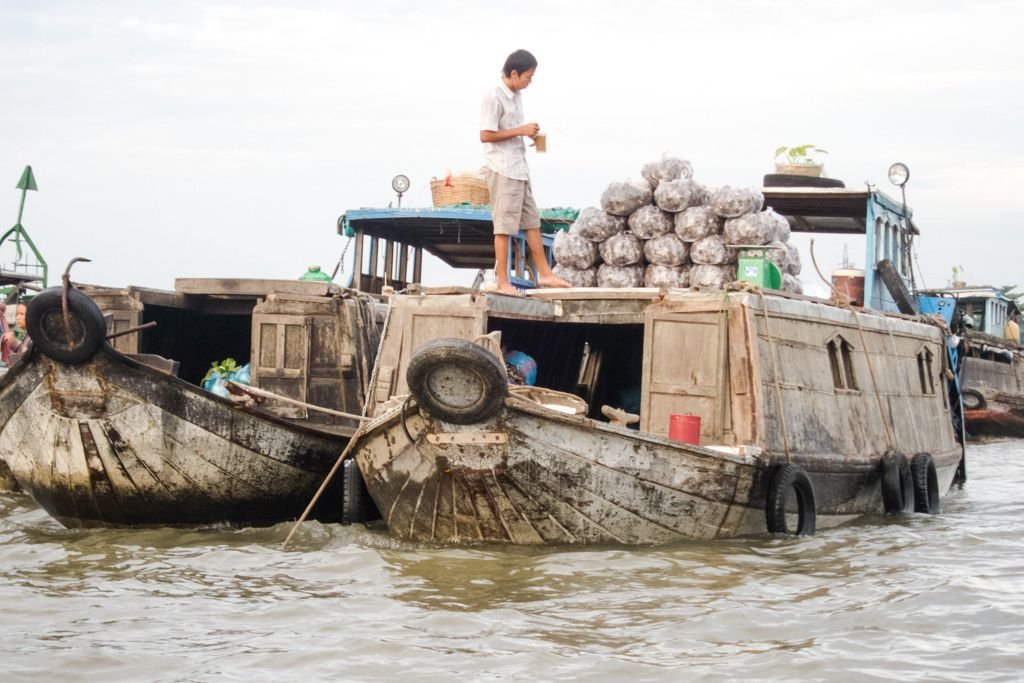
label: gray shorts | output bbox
[485,169,540,236]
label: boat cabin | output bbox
[368,286,956,462]
[79,278,381,434]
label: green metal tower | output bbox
[0,166,48,290]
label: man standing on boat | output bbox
[480,49,569,295]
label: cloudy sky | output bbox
[2,0,1022,293]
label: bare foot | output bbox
[537,274,571,288]
[494,283,522,296]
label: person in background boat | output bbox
[480,49,569,295]
[2,303,30,361]
[1005,311,1020,346]
[957,307,975,332]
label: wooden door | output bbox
[251,313,311,418]
[641,308,728,440]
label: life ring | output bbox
[765,463,817,535]
[910,452,940,514]
[341,458,379,524]
[960,389,985,411]
[880,450,914,513]
[26,287,107,364]
[406,337,508,424]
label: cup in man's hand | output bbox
[534,133,547,153]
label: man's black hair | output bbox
[502,49,537,77]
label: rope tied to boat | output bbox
[724,280,793,462]
[882,324,925,452]
[60,257,91,350]
[756,292,793,463]
[850,310,898,451]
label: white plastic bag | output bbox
[643,233,689,266]
[600,180,653,217]
[570,207,625,242]
[627,204,674,239]
[674,206,722,243]
[553,232,599,270]
[599,231,644,266]
[597,264,645,288]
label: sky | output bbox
[1,0,1022,294]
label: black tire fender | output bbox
[762,173,846,189]
[765,463,817,535]
[341,458,379,524]
[25,287,107,364]
[960,388,985,411]
[880,450,914,513]
[406,338,508,424]
[910,452,941,514]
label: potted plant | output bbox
[774,144,828,177]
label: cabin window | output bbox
[991,301,1005,328]
[827,336,859,391]
[917,348,935,395]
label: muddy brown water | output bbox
[2,441,1022,682]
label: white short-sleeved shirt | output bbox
[480,81,529,181]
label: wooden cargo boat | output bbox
[351,288,961,544]
[341,184,966,545]
[0,278,382,527]
[919,286,1023,439]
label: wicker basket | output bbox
[431,173,490,207]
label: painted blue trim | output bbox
[345,206,494,224]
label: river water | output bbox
[2,440,1022,682]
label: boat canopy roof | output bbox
[340,207,575,270]
[0,269,42,287]
[339,189,916,272]
[762,188,919,236]
[919,286,1009,300]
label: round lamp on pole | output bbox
[392,175,410,207]
[888,162,910,187]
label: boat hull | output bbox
[354,396,960,545]
[0,348,347,527]
[964,390,1024,439]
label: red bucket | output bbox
[669,414,701,445]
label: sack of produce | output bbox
[723,211,774,246]
[690,235,736,265]
[627,204,674,239]
[553,232,599,270]
[690,264,736,289]
[600,179,653,217]
[643,233,689,266]
[644,264,690,289]
[782,273,803,294]
[641,156,694,188]
[553,264,597,288]
[765,208,790,243]
[570,207,625,243]
[599,231,644,266]
[597,264,645,288]
[785,242,802,275]
[765,240,790,273]
[709,186,764,218]
[674,206,722,242]
[653,178,703,213]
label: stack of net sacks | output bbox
[551,154,802,292]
